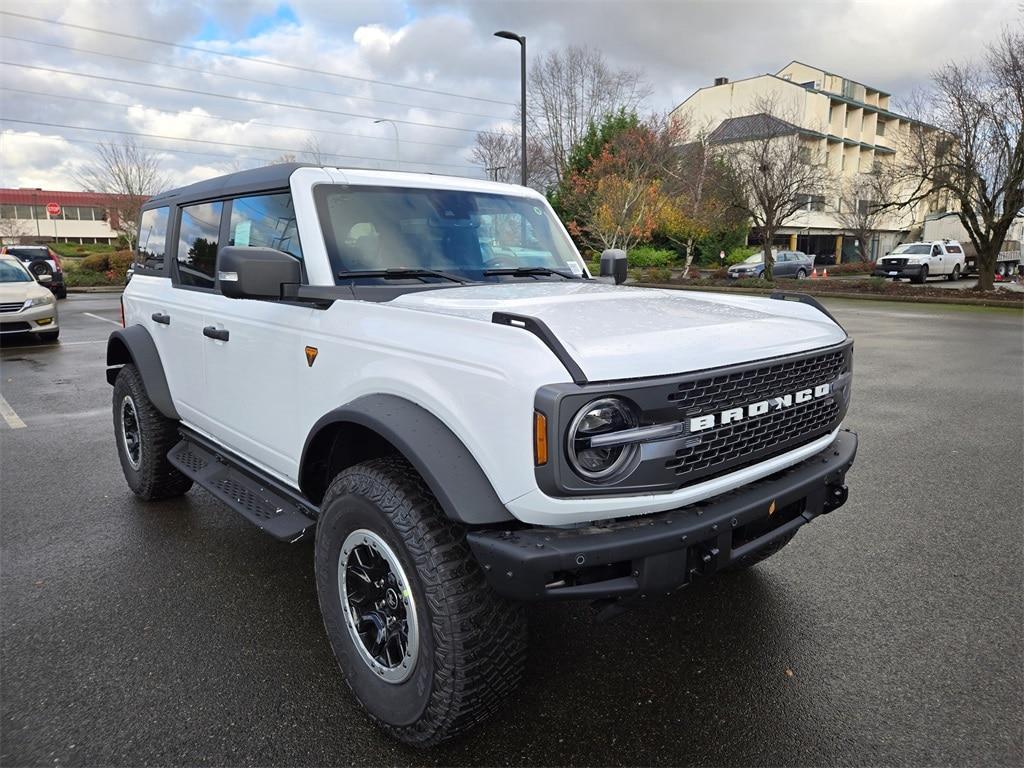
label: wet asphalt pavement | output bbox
[1,293,1022,767]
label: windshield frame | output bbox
[313,183,587,294]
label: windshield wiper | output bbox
[337,268,468,284]
[482,266,579,279]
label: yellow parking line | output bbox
[0,392,26,429]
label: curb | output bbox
[634,283,1024,309]
[67,286,125,294]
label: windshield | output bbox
[891,244,931,255]
[743,254,764,264]
[316,186,585,284]
[0,259,33,283]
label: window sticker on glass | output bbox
[234,220,251,247]
[567,261,583,276]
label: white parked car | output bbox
[874,240,966,283]
[106,164,857,746]
[0,255,59,342]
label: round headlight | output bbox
[566,397,639,481]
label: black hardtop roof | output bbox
[144,162,314,208]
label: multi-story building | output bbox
[672,61,946,261]
[0,188,137,245]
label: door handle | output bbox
[202,326,229,341]
[151,312,171,325]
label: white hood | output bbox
[392,282,847,381]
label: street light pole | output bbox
[494,30,527,186]
[374,119,401,171]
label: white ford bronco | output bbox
[107,163,857,746]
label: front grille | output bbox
[882,258,908,267]
[669,348,846,414]
[667,398,839,476]
[664,345,851,486]
[0,321,31,332]
[0,301,25,313]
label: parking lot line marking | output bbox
[83,312,121,327]
[0,393,26,429]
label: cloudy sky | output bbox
[0,0,1018,190]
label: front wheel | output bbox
[913,266,928,284]
[315,457,526,747]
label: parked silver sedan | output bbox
[727,250,813,279]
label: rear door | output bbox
[162,200,225,427]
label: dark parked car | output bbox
[727,250,813,279]
[0,245,67,298]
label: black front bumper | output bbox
[468,430,857,602]
[873,264,923,279]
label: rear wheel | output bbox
[948,264,961,281]
[315,457,526,747]
[112,364,192,500]
[796,268,807,280]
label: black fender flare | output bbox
[105,325,180,420]
[299,394,512,525]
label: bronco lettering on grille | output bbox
[688,383,832,433]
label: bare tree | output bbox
[302,135,328,165]
[892,30,1024,290]
[75,138,167,248]
[471,130,521,184]
[527,46,650,188]
[715,98,832,279]
[834,172,890,262]
[0,217,31,246]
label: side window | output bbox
[136,207,169,270]
[176,201,223,289]
[228,193,302,260]
[947,244,962,254]
[932,245,942,256]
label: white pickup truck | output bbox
[874,240,967,283]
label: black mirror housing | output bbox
[218,246,302,299]
[599,249,628,285]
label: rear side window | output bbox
[137,207,169,270]
[176,202,223,289]
[228,193,302,260]
[947,244,962,253]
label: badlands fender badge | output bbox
[304,346,318,367]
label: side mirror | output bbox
[217,246,301,299]
[37,273,52,284]
[599,249,628,285]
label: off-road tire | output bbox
[112,364,192,500]
[315,457,526,747]
[727,531,797,570]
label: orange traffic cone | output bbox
[823,268,828,279]
[811,267,818,279]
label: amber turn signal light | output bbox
[534,411,548,466]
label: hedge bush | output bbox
[80,253,110,272]
[627,246,677,268]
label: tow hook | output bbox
[823,484,849,514]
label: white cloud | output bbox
[1,0,1019,191]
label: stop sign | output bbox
[46,202,61,216]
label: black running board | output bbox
[168,432,317,542]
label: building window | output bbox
[0,205,16,219]
[800,194,826,212]
[876,120,886,136]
